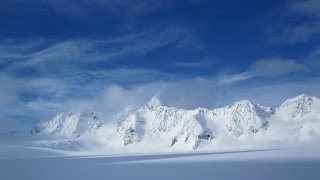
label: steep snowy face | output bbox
[141,97,185,135]
[212,100,272,137]
[31,112,105,137]
[117,114,145,146]
[116,96,214,149]
[276,94,320,121]
[170,112,214,149]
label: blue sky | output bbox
[0,0,320,130]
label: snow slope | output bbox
[30,94,320,151]
[31,112,105,137]
[268,94,320,143]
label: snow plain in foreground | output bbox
[1,135,320,180]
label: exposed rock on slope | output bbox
[275,94,320,121]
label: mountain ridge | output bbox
[31,94,320,150]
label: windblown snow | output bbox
[30,94,320,151]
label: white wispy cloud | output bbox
[83,68,173,84]
[62,76,320,115]
[217,57,306,85]
[1,0,204,18]
[173,57,218,68]
[0,73,18,106]
[19,77,73,98]
[173,61,211,68]
[268,23,320,44]
[1,27,203,71]
[250,58,304,77]
[0,0,164,18]
[0,26,205,127]
[267,0,320,44]
[218,72,255,85]
[288,0,320,17]
[308,47,320,66]
[2,65,320,130]
[0,73,22,132]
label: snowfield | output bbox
[1,94,320,179]
[0,140,320,180]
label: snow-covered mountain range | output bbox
[31,94,320,150]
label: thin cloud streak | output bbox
[0,0,164,18]
[218,72,255,85]
[172,57,218,68]
[1,27,204,72]
[268,0,320,44]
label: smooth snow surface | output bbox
[1,140,320,180]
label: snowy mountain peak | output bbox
[286,94,318,103]
[234,99,253,105]
[276,94,320,120]
[279,94,319,109]
[232,100,256,109]
[228,100,268,115]
[211,99,271,137]
[145,95,162,110]
[230,100,275,115]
